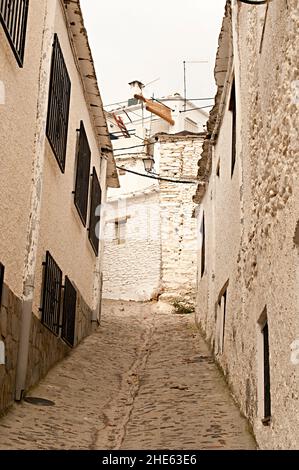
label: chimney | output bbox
[128,80,144,106]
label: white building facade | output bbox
[103,89,207,302]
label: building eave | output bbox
[62,0,120,188]
[193,0,233,205]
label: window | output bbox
[46,34,71,173]
[114,219,127,245]
[262,320,271,423]
[200,213,205,278]
[74,121,91,225]
[0,0,29,67]
[184,117,198,133]
[216,159,220,178]
[61,276,77,347]
[40,251,62,336]
[215,281,228,355]
[88,167,102,256]
[258,308,271,425]
[229,77,236,177]
[0,262,4,306]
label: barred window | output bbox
[74,121,91,225]
[61,276,77,347]
[0,0,29,67]
[201,213,205,278]
[0,262,4,306]
[40,251,62,336]
[88,167,102,256]
[229,77,236,177]
[46,34,71,173]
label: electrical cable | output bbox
[113,144,147,152]
[114,152,146,157]
[179,105,213,114]
[116,165,197,184]
[184,98,214,101]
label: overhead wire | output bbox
[179,105,213,114]
[116,166,197,184]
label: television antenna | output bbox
[183,61,208,111]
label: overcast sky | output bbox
[80,0,226,108]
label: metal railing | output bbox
[46,34,71,172]
[0,0,29,66]
[41,251,62,336]
[74,121,91,226]
[61,276,77,347]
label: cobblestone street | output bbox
[0,301,255,450]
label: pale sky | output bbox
[80,0,226,108]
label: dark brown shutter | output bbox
[88,167,101,255]
[61,276,77,347]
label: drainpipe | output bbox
[15,0,56,401]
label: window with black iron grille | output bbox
[229,77,236,177]
[88,167,102,256]
[74,121,91,225]
[0,262,4,306]
[46,34,71,173]
[201,213,205,278]
[0,0,29,67]
[41,251,62,336]
[262,320,271,423]
[61,276,77,347]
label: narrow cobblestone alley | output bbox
[0,301,255,450]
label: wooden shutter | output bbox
[88,168,102,255]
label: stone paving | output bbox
[0,301,256,450]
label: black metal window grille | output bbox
[263,320,271,421]
[201,213,205,278]
[0,0,29,67]
[88,167,102,256]
[0,262,4,306]
[229,77,236,177]
[46,34,71,173]
[74,121,91,225]
[41,251,62,336]
[61,276,77,347]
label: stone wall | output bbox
[158,135,204,305]
[0,285,22,413]
[195,0,299,450]
[0,282,93,414]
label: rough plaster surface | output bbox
[196,0,299,449]
[0,0,47,296]
[32,1,106,315]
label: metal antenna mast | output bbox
[183,60,208,112]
